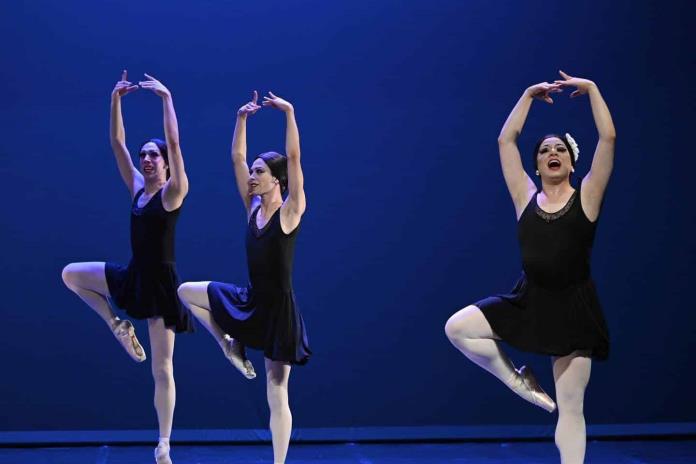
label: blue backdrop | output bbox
[1,0,694,432]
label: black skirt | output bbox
[207,281,311,365]
[105,260,193,333]
[477,273,609,360]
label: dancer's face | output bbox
[247,158,278,196]
[138,142,168,180]
[536,137,573,181]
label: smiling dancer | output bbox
[445,70,615,464]
[177,91,310,464]
[62,71,191,464]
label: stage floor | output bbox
[1,440,695,463]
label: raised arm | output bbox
[232,91,262,215]
[110,70,143,198]
[555,70,616,222]
[139,74,189,211]
[498,82,562,218]
[263,92,305,233]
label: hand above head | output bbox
[525,82,563,104]
[554,70,596,98]
[262,91,293,113]
[112,70,139,99]
[138,73,171,98]
[238,90,262,118]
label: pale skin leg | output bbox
[178,281,256,379]
[445,305,519,384]
[61,262,118,326]
[147,317,176,441]
[445,305,556,413]
[266,359,292,464]
[63,262,174,445]
[62,261,147,362]
[179,282,291,461]
[176,282,226,343]
[553,352,591,464]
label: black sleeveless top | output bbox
[104,187,193,333]
[520,189,595,289]
[246,206,297,293]
[477,185,610,360]
[130,189,180,266]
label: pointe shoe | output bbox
[515,365,556,413]
[154,441,172,464]
[111,320,146,362]
[221,336,256,379]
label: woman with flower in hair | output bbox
[178,91,310,464]
[445,70,615,464]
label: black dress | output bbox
[477,185,610,360]
[105,188,193,333]
[207,206,311,365]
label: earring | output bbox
[535,170,540,176]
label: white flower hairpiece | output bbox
[565,133,580,162]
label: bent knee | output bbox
[61,263,80,289]
[177,281,208,307]
[177,282,202,304]
[177,283,192,303]
[444,305,481,341]
[444,315,460,340]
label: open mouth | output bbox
[547,159,561,170]
[143,165,154,174]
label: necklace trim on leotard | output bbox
[534,190,577,222]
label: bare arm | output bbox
[555,71,616,221]
[263,92,305,233]
[139,74,189,211]
[109,70,143,198]
[498,82,561,217]
[232,91,262,215]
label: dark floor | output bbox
[1,440,694,464]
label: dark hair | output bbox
[532,133,576,170]
[139,138,170,179]
[256,151,288,193]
